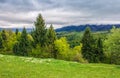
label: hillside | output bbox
[56,24,120,32]
[0,54,120,78]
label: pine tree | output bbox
[13,42,20,55]
[81,27,94,62]
[93,38,102,63]
[1,30,7,41]
[33,14,47,47]
[13,28,31,56]
[96,38,104,62]
[15,28,19,35]
[0,37,4,49]
[19,27,29,56]
[47,24,57,44]
[47,24,57,58]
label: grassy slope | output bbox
[0,54,120,78]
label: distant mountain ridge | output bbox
[0,24,120,32]
[0,28,33,32]
[56,24,120,32]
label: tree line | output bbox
[0,14,120,65]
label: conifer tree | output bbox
[94,38,104,62]
[13,42,19,55]
[47,24,57,44]
[13,28,31,56]
[0,37,4,49]
[33,14,47,47]
[97,38,104,62]
[81,27,94,62]
[47,24,57,58]
[15,28,19,35]
[1,30,7,41]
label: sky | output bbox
[0,0,120,29]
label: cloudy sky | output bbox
[0,0,120,28]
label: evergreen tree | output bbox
[97,38,104,62]
[13,42,20,55]
[47,24,57,44]
[81,27,94,62]
[0,37,4,49]
[1,30,7,41]
[94,38,104,62]
[33,14,47,47]
[13,28,31,56]
[15,28,19,35]
[47,24,57,58]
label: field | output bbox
[0,54,120,78]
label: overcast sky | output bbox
[0,0,120,28]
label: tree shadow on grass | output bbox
[116,65,120,69]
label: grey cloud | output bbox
[0,0,120,28]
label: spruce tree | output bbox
[1,30,7,41]
[96,38,104,62]
[47,24,57,58]
[81,27,94,62]
[19,28,28,56]
[13,27,31,56]
[13,42,20,55]
[33,14,47,47]
[0,37,4,49]
[47,24,57,44]
[15,28,19,35]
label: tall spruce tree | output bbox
[13,27,31,56]
[81,27,94,62]
[47,24,57,58]
[93,38,104,62]
[97,38,104,62]
[47,24,57,44]
[33,14,47,47]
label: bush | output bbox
[104,28,120,65]
[30,45,51,58]
[111,52,120,65]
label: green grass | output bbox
[0,54,120,78]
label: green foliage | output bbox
[13,42,19,55]
[0,30,17,54]
[81,27,105,63]
[0,37,4,49]
[30,45,51,58]
[54,38,86,62]
[54,37,70,60]
[57,31,83,48]
[13,28,32,56]
[81,27,95,62]
[7,30,17,51]
[71,44,87,63]
[93,38,105,63]
[1,30,8,41]
[104,28,120,64]
[15,28,19,35]
[47,24,57,44]
[47,24,57,58]
[31,15,58,58]
[33,14,47,47]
